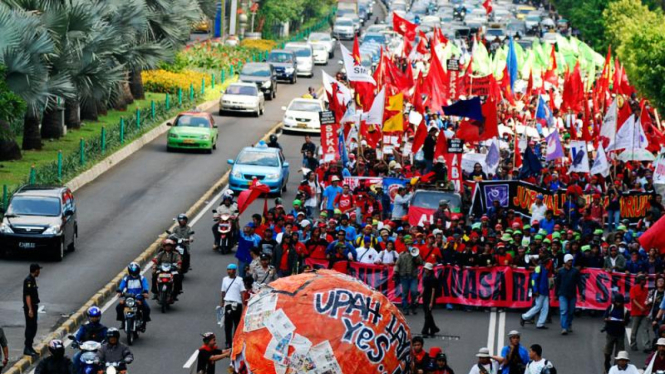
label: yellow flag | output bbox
[383,113,404,132]
[387,93,403,111]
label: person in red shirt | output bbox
[629,274,651,352]
[334,184,356,214]
[494,243,513,266]
[421,235,442,264]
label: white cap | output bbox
[614,351,630,361]
[424,262,434,270]
[564,254,574,263]
[476,347,491,358]
[300,220,311,227]
[658,338,665,346]
[331,176,340,182]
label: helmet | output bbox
[162,239,175,247]
[224,190,234,197]
[107,327,120,340]
[87,306,101,318]
[48,339,65,357]
[127,262,141,276]
[269,134,278,143]
[177,213,188,222]
[227,263,238,270]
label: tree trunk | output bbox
[0,120,22,161]
[81,100,98,121]
[129,68,145,100]
[41,107,64,140]
[114,81,134,111]
[22,112,42,150]
[65,99,81,129]
[97,100,108,116]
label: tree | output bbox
[0,64,26,160]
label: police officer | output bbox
[116,262,151,329]
[23,263,41,356]
[172,213,194,272]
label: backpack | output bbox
[541,360,557,374]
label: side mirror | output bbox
[67,334,76,341]
[227,159,234,165]
[212,209,217,214]
[283,162,290,168]
[213,124,218,128]
[281,106,287,111]
[166,122,173,126]
[64,209,74,217]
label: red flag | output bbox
[424,50,449,113]
[456,97,499,142]
[525,70,533,102]
[595,45,612,109]
[639,215,665,252]
[416,32,429,55]
[412,71,427,113]
[482,0,492,14]
[392,12,417,40]
[434,129,448,159]
[617,97,633,131]
[543,44,558,85]
[612,57,622,95]
[582,93,592,141]
[238,180,270,215]
[412,118,428,154]
[514,134,522,169]
[499,66,517,106]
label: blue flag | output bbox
[442,97,484,122]
[519,146,542,179]
[545,129,565,161]
[339,129,349,166]
[507,36,518,91]
[535,95,554,127]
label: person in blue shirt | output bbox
[520,253,550,329]
[547,172,565,191]
[539,210,556,234]
[73,306,108,373]
[498,330,530,374]
[322,176,343,215]
[325,230,357,260]
[337,215,357,242]
[116,262,151,328]
[236,223,261,278]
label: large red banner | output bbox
[320,123,339,162]
[305,259,642,311]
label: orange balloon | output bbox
[232,270,412,374]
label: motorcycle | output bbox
[156,262,178,313]
[69,336,102,374]
[165,230,194,275]
[120,293,145,345]
[213,211,236,254]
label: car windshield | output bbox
[412,192,462,212]
[526,15,540,22]
[309,33,331,41]
[486,29,504,36]
[508,22,524,31]
[175,115,210,128]
[287,47,311,57]
[268,52,293,63]
[241,65,271,77]
[336,19,353,26]
[9,196,61,216]
[237,151,279,167]
[225,85,257,96]
[312,43,327,51]
[288,101,321,112]
[363,34,386,44]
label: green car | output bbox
[166,111,218,153]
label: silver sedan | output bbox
[219,82,265,117]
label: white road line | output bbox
[488,310,497,355]
[497,310,506,351]
[183,349,199,369]
[190,186,228,226]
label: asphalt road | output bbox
[0,39,341,367]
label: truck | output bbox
[337,0,358,15]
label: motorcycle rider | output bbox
[151,239,183,301]
[214,194,239,251]
[96,328,133,373]
[35,339,73,374]
[116,262,151,329]
[267,134,282,151]
[72,306,107,373]
[171,214,194,272]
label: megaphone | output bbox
[410,247,420,257]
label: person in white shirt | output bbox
[219,264,246,349]
[530,194,547,223]
[468,347,500,374]
[608,351,640,374]
[355,237,379,264]
[524,344,554,374]
[377,241,399,265]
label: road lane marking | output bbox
[488,310,496,354]
[183,349,199,369]
[497,310,506,352]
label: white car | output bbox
[333,17,355,40]
[311,43,329,65]
[308,32,336,58]
[219,82,265,117]
[281,98,324,133]
[284,42,314,77]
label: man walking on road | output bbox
[421,262,440,337]
[220,264,246,349]
[524,344,554,374]
[521,255,550,329]
[630,274,651,352]
[603,294,630,373]
[555,254,579,335]
[23,263,41,356]
[497,330,529,374]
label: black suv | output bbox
[0,185,78,261]
[239,62,278,100]
[266,49,298,84]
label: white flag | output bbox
[600,99,617,148]
[591,144,610,177]
[569,141,590,173]
[608,115,649,151]
[365,88,385,126]
[340,44,376,85]
[322,71,353,104]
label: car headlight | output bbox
[222,100,231,104]
[261,80,271,88]
[286,115,295,121]
[0,222,13,234]
[232,170,243,179]
[265,173,280,180]
[43,225,61,235]
[168,132,178,139]
[285,67,295,74]
[200,134,210,140]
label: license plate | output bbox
[19,242,35,249]
[183,139,195,144]
[297,123,308,128]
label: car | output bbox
[515,5,535,19]
[166,111,218,152]
[484,26,507,42]
[284,42,314,77]
[506,20,526,37]
[281,98,325,134]
[227,144,290,196]
[407,190,464,227]
[239,62,277,100]
[363,24,389,36]
[219,82,265,117]
[308,32,336,58]
[333,17,355,40]
[0,185,77,261]
[361,32,387,45]
[311,43,329,65]
[541,31,559,45]
[267,49,298,84]
[524,14,541,33]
